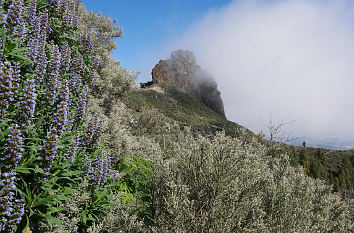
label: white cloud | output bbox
[168,0,354,147]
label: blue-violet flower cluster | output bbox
[46,44,61,106]
[0,61,21,117]
[89,149,112,187]
[0,124,25,232]
[18,78,37,132]
[75,85,88,124]
[6,0,27,41]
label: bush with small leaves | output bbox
[150,132,353,232]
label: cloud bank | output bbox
[169,0,354,147]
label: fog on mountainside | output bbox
[164,0,354,149]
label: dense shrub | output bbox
[76,2,135,114]
[150,132,353,232]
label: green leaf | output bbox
[104,181,121,188]
[87,213,95,221]
[95,189,108,202]
[29,144,41,156]
[47,206,63,214]
[56,195,67,201]
[44,214,62,226]
[32,194,58,208]
[8,47,28,56]
[12,53,33,64]
[15,166,33,174]
[1,128,10,137]
[34,165,44,174]
[62,187,77,195]
[0,28,6,47]
[81,210,87,224]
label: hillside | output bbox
[124,49,354,196]
[0,1,352,232]
[124,83,253,140]
[124,82,354,195]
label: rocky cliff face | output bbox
[150,50,225,117]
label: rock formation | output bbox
[149,50,226,117]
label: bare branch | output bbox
[267,115,304,143]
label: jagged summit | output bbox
[142,50,226,117]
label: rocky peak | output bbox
[149,50,225,117]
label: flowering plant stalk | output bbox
[0,0,113,231]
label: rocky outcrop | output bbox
[150,50,225,117]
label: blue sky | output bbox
[83,0,232,80]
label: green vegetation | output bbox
[0,0,353,232]
[125,84,354,197]
[284,145,354,195]
[124,83,253,140]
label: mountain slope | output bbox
[123,83,253,140]
[123,82,354,196]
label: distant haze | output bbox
[165,0,354,149]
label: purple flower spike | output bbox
[49,43,62,77]
[19,78,37,132]
[66,130,81,165]
[41,80,69,173]
[41,129,59,173]
[92,58,100,71]
[0,61,21,117]
[6,0,25,37]
[87,69,97,88]
[60,42,71,74]
[27,13,42,62]
[71,53,85,76]
[51,81,69,137]
[81,32,93,55]
[27,36,39,62]
[0,183,25,232]
[91,119,103,144]
[75,85,88,124]
[0,124,25,231]
[80,116,97,152]
[80,116,103,151]
[0,124,23,170]
[46,43,62,106]
[63,0,76,28]
[50,0,61,14]
[89,149,111,187]
[26,0,38,25]
[68,75,81,96]
[28,11,49,84]
[111,147,121,166]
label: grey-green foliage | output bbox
[76,2,122,63]
[96,103,163,158]
[37,181,91,233]
[94,59,136,114]
[87,197,147,233]
[74,4,150,232]
[150,132,353,233]
[76,1,138,154]
[77,2,135,113]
